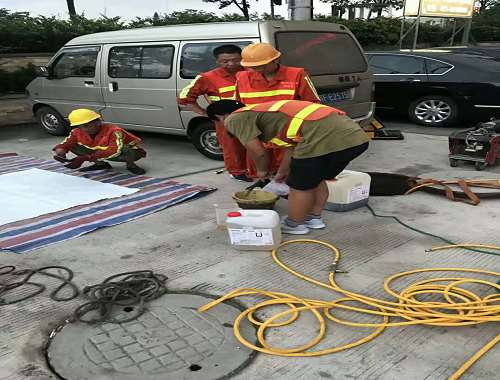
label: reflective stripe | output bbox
[218,85,236,93]
[268,100,291,111]
[304,75,320,100]
[239,104,259,111]
[269,138,293,147]
[106,131,124,159]
[239,89,296,99]
[77,131,124,158]
[287,104,325,139]
[179,75,202,99]
[78,143,108,151]
[207,96,221,101]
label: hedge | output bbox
[2,8,499,54]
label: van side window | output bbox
[180,41,252,79]
[109,45,174,79]
[52,47,100,78]
[276,32,367,75]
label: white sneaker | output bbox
[281,220,310,235]
[305,218,326,229]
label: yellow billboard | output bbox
[404,0,474,17]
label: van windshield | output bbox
[275,31,367,75]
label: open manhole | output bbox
[367,172,419,196]
[46,293,256,380]
[367,171,500,199]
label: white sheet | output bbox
[0,168,139,225]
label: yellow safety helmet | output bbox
[68,109,101,127]
[240,43,281,67]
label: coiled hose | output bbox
[199,239,500,380]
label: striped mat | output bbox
[0,153,215,254]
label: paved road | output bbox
[0,115,482,179]
[379,115,471,137]
[0,122,223,178]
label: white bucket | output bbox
[325,170,371,212]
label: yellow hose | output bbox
[199,239,500,379]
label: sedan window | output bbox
[369,54,426,75]
[426,59,453,74]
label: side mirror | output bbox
[36,66,50,78]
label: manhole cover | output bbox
[46,293,256,380]
[420,170,500,196]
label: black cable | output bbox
[164,166,224,180]
[73,270,168,324]
[0,265,79,305]
[365,204,500,257]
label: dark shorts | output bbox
[286,142,369,191]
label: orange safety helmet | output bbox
[240,43,281,67]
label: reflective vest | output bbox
[235,100,345,148]
[236,66,306,104]
[178,68,238,104]
[203,69,237,102]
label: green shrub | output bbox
[0,7,498,55]
[0,63,37,94]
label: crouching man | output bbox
[53,109,147,175]
[207,99,369,235]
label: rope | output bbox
[405,178,500,206]
[199,239,500,379]
[0,265,79,305]
[73,270,168,324]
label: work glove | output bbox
[65,155,91,169]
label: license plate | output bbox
[319,90,352,103]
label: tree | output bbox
[321,0,403,19]
[202,0,251,20]
[321,0,351,17]
[66,0,76,17]
[366,0,403,18]
[477,0,499,13]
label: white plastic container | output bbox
[324,170,371,212]
[226,210,282,251]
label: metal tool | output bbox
[330,261,348,274]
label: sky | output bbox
[3,0,338,20]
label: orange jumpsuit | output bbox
[54,123,145,161]
[177,67,247,176]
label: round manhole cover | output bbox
[47,293,256,380]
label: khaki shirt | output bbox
[225,111,369,159]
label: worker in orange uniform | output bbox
[177,44,252,182]
[234,42,321,178]
[53,109,147,175]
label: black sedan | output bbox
[366,49,500,126]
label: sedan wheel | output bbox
[409,96,458,127]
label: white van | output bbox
[26,20,374,160]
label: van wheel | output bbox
[191,122,223,161]
[409,96,458,127]
[35,106,69,136]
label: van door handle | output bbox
[84,80,94,87]
[400,78,421,82]
[108,82,119,92]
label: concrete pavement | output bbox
[0,124,499,380]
